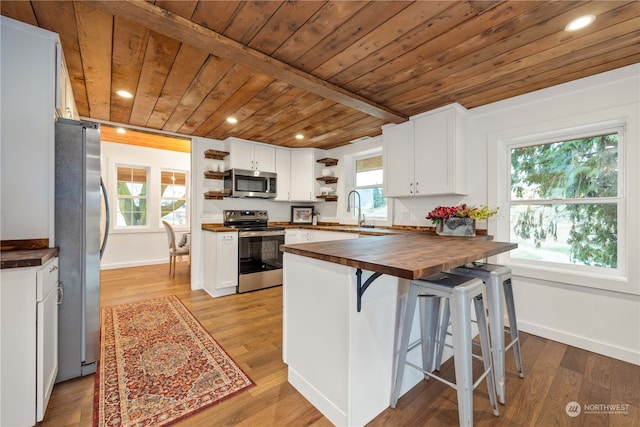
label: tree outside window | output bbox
[116,167,147,226]
[161,170,187,226]
[509,131,620,268]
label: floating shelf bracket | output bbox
[355,268,382,312]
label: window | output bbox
[350,155,387,221]
[508,128,622,272]
[160,170,187,226]
[116,166,147,227]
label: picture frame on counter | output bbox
[291,206,313,224]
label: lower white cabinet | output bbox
[1,257,59,426]
[285,229,359,244]
[203,231,238,297]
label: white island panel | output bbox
[283,253,425,426]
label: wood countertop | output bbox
[281,233,517,280]
[201,224,238,232]
[0,247,59,269]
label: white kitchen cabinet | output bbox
[203,231,238,297]
[275,147,292,201]
[289,149,318,202]
[383,103,468,197]
[1,257,59,426]
[1,17,63,242]
[57,52,79,120]
[226,138,276,172]
[285,229,359,244]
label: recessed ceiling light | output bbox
[116,90,133,99]
[116,127,126,134]
[295,134,304,140]
[565,15,596,32]
[226,117,238,124]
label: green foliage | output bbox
[372,187,386,209]
[511,133,618,268]
[117,182,147,226]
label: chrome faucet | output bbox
[347,190,365,227]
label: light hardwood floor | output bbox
[39,262,639,426]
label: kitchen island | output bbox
[281,233,516,427]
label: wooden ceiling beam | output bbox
[90,0,408,124]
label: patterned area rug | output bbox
[94,295,253,426]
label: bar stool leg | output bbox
[434,299,449,371]
[484,274,506,404]
[450,290,474,426]
[418,295,441,375]
[504,279,524,378]
[473,294,500,416]
[390,284,420,408]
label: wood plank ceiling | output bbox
[2,1,639,150]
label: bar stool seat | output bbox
[450,262,524,405]
[391,272,499,427]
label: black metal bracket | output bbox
[356,268,382,312]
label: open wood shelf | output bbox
[316,157,338,167]
[204,149,229,160]
[316,176,338,184]
[204,191,229,200]
[316,195,338,202]
[204,171,226,180]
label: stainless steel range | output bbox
[223,210,285,293]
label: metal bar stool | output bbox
[450,262,524,405]
[391,272,499,427]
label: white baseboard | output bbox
[100,259,168,270]
[519,320,640,366]
[288,367,347,427]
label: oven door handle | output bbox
[238,230,285,238]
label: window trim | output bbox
[488,116,634,294]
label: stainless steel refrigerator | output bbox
[54,118,109,383]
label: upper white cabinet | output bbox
[275,147,292,201]
[383,103,468,197]
[57,51,79,120]
[289,149,318,202]
[225,137,276,172]
[1,17,68,242]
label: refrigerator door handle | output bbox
[100,177,110,259]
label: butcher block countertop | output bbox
[0,247,59,269]
[281,233,517,280]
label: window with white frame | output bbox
[116,166,148,227]
[507,126,623,273]
[349,154,387,221]
[160,170,188,226]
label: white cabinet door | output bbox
[36,258,59,422]
[413,106,467,195]
[204,232,238,297]
[275,148,291,201]
[383,121,414,197]
[290,149,316,201]
[253,143,275,172]
[217,233,238,289]
[228,139,254,170]
[227,138,276,172]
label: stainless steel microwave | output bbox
[224,168,277,198]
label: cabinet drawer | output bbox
[37,258,59,301]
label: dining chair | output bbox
[162,220,190,277]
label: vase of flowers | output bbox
[426,204,498,236]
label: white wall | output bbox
[100,141,190,269]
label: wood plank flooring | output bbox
[39,263,639,426]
